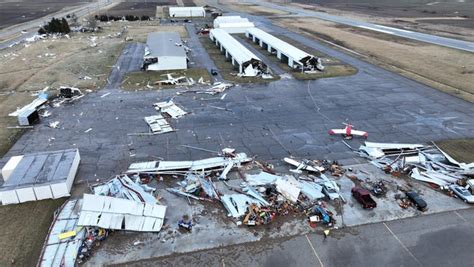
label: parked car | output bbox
[406,191,427,211]
[210,68,218,76]
[351,187,377,209]
[449,184,474,203]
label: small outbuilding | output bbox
[143,32,187,71]
[169,6,206,17]
[0,149,80,205]
[213,16,255,34]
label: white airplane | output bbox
[156,73,186,85]
[328,123,368,139]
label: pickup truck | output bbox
[351,187,377,209]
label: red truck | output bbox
[351,187,377,209]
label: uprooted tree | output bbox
[38,17,71,34]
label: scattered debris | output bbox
[143,115,174,134]
[154,100,187,118]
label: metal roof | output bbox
[214,16,253,27]
[209,29,260,65]
[77,194,167,232]
[169,6,205,13]
[146,32,186,58]
[0,149,79,190]
[38,199,85,267]
[246,28,310,63]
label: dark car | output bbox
[351,187,377,209]
[210,68,218,76]
[406,191,427,211]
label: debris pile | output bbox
[358,141,474,197]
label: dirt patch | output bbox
[272,17,474,103]
[122,68,212,90]
[435,139,474,163]
[0,198,66,266]
[199,36,280,84]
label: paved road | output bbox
[0,0,116,50]
[116,208,474,267]
[244,0,474,53]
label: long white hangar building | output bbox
[209,28,267,76]
[143,32,187,71]
[245,28,324,72]
[0,149,80,205]
[169,6,206,17]
[213,16,255,34]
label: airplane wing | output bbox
[328,129,345,135]
[350,130,368,137]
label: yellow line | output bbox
[305,234,324,267]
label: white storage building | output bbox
[245,28,324,71]
[213,16,255,34]
[209,29,266,76]
[169,6,206,18]
[143,32,187,71]
[0,149,80,205]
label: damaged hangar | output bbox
[246,28,324,72]
[209,29,267,76]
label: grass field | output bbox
[0,199,66,266]
[240,34,357,80]
[436,139,474,163]
[199,37,280,84]
[122,68,212,90]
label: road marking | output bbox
[305,234,324,267]
[454,211,468,223]
[383,223,422,266]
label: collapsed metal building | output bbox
[245,28,324,72]
[209,29,268,76]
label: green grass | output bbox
[199,36,280,84]
[435,139,474,163]
[240,34,358,80]
[122,68,212,90]
[0,198,66,266]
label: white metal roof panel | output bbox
[210,29,260,65]
[246,28,310,62]
[78,194,166,232]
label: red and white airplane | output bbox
[328,123,368,139]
